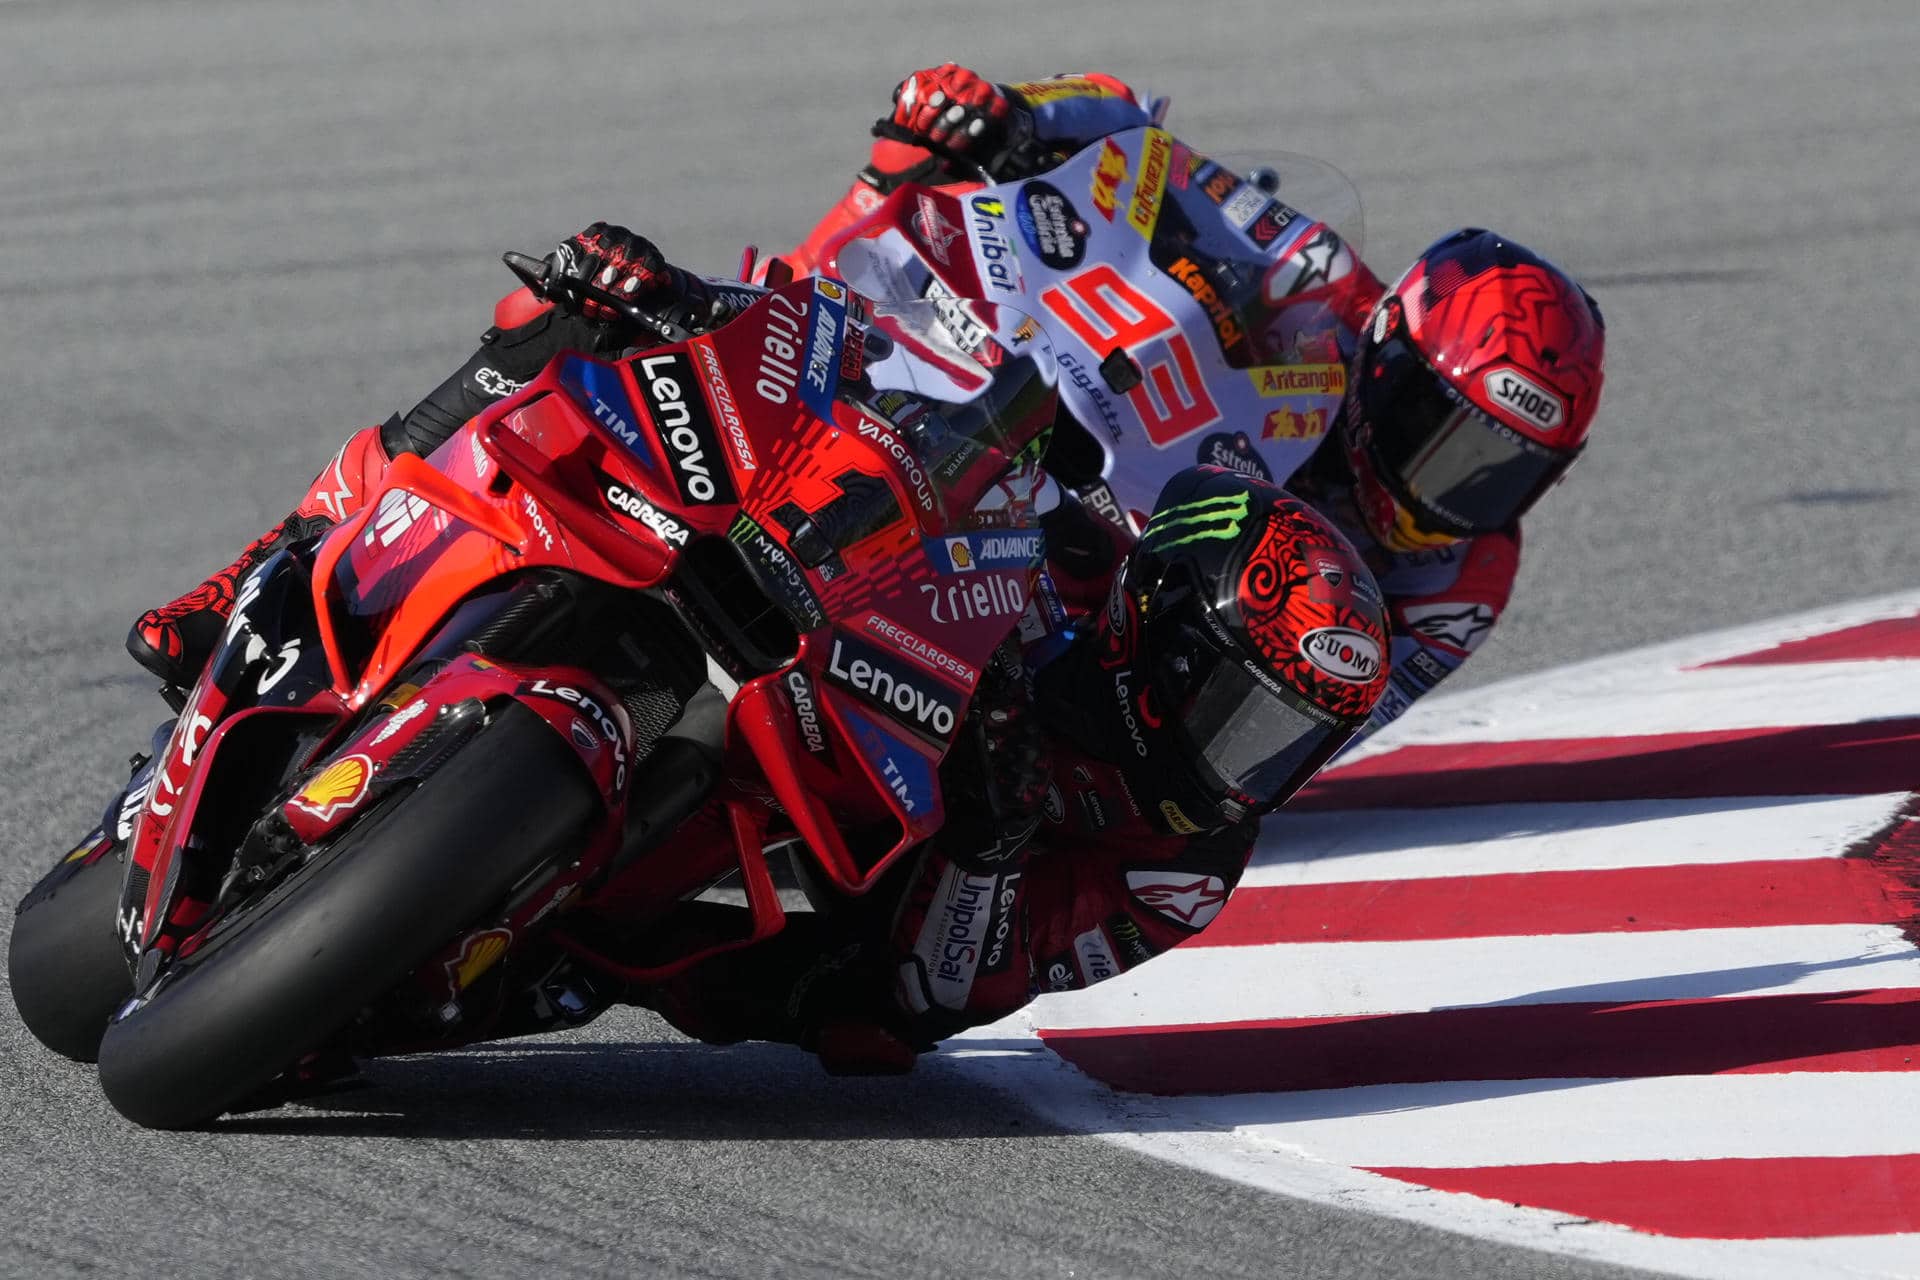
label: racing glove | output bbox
[892,63,1015,153]
[546,222,716,334]
[934,636,1049,873]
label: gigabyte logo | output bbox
[1484,368,1566,431]
[637,351,735,504]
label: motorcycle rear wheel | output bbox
[9,842,134,1063]
[95,701,598,1129]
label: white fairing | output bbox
[833,127,1366,524]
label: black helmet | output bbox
[1091,466,1390,830]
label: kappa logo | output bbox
[1125,870,1230,929]
[1484,368,1566,431]
[1402,601,1497,653]
[637,351,735,504]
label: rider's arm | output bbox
[1357,526,1523,740]
[386,226,736,459]
[888,813,1258,1043]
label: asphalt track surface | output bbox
[2,1,1914,1276]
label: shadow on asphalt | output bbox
[214,1035,1078,1141]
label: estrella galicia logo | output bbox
[634,350,735,504]
[1197,431,1272,481]
[1016,180,1087,271]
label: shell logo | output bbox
[446,927,513,991]
[289,754,374,821]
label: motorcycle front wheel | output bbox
[95,701,598,1129]
[9,839,134,1063]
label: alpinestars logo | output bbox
[1125,870,1230,929]
[1402,601,1496,654]
[1139,491,1251,551]
[636,351,735,504]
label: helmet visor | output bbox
[1184,656,1352,808]
[1358,332,1575,534]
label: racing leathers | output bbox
[638,492,1262,1066]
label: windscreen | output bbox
[849,294,1059,526]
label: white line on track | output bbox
[1164,1072,1920,1167]
[1247,792,1908,885]
[1027,924,1920,1028]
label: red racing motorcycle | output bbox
[8,266,1059,1129]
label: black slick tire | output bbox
[95,702,597,1129]
[9,844,134,1063]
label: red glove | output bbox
[891,63,1012,154]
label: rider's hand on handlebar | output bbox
[547,223,681,325]
[891,64,1013,155]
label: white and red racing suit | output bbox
[787,69,1525,743]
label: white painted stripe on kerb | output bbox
[1164,1072,1920,1168]
[1344,658,1920,747]
[1026,924,1920,1028]
[943,1039,1920,1280]
[1244,793,1907,886]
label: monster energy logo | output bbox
[1140,492,1251,550]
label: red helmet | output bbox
[1340,229,1605,551]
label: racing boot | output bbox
[126,425,394,687]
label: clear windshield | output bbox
[849,294,1058,528]
[1146,148,1366,369]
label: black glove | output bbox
[546,222,714,333]
[937,637,1049,872]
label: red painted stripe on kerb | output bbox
[1696,612,1920,667]
[1192,858,1904,946]
[1293,717,1920,810]
[1037,989,1920,1094]
[1363,1154,1920,1239]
